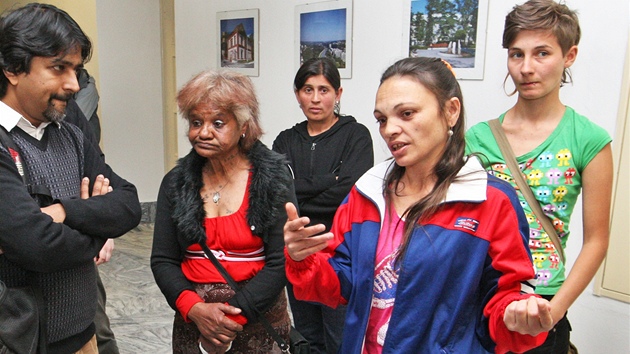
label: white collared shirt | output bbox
[0,100,54,140]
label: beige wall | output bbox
[0,1,100,87]
[94,0,165,202]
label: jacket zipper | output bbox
[310,142,316,173]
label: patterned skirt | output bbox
[172,282,291,354]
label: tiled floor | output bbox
[99,223,173,353]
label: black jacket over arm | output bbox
[151,141,297,321]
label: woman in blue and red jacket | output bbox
[284,57,553,354]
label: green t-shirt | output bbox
[465,106,611,295]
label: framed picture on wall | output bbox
[295,0,353,79]
[217,9,259,76]
[408,0,488,80]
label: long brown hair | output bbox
[379,57,466,263]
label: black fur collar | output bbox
[170,141,290,244]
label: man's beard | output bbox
[43,94,71,123]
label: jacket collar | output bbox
[170,140,290,244]
[355,157,488,224]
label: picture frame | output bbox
[295,0,353,79]
[217,9,259,76]
[408,0,489,80]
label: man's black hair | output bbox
[0,3,92,97]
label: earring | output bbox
[447,128,454,137]
[502,73,518,97]
[241,133,246,138]
[334,101,340,115]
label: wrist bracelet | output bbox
[198,340,232,353]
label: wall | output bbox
[95,0,165,203]
[174,0,628,161]
[174,0,412,159]
[175,0,630,353]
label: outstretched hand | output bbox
[503,296,554,336]
[283,202,333,262]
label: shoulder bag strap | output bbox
[198,242,290,353]
[488,119,566,264]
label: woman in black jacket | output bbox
[273,58,374,354]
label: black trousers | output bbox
[95,266,119,354]
[512,295,571,354]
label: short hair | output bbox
[177,70,262,152]
[294,57,341,93]
[0,3,92,97]
[503,0,580,84]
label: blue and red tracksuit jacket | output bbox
[286,159,548,353]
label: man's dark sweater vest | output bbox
[1,123,96,345]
